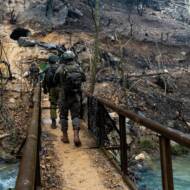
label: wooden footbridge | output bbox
[15,83,190,190]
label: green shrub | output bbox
[139,139,155,151]
[171,144,189,156]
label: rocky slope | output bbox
[0,0,189,139]
[0,0,190,184]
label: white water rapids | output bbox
[0,163,18,190]
[184,0,190,14]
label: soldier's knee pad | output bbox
[72,117,80,130]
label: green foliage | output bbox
[139,139,156,151]
[39,62,48,71]
[171,144,189,156]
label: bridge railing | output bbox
[84,92,190,190]
[15,83,41,190]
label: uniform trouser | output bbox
[49,87,59,120]
[59,90,81,132]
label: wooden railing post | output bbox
[119,115,128,175]
[159,136,174,190]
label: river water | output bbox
[1,152,189,190]
[137,154,190,190]
[0,162,18,190]
[0,154,190,190]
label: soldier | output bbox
[29,62,40,86]
[28,62,40,108]
[54,50,86,147]
[42,55,60,129]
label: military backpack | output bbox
[45,64,59,88]
[62,61,85,92]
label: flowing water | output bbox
[185,0,190,14]
[0,162,18,190]
[137,154,190,190]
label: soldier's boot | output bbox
[62,131,69,143]
[73,118,81,147]
[73,130,81,147]
[29,91,34,108]
[61,119,69,143]
[51,118,57,129]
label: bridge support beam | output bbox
[119,115,128,175]
[159,136,174,190]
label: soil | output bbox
[0,89,30,162]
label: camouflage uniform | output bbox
[59,88,82,132]
[29,63,40,87]
[29,63,40,107]
[48,86,59,121]
[42,56,60,128]
[53,50,86,146]
[54,60,86,133]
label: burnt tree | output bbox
[46,0,54,18]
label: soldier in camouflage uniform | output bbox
[29,62,40,87]
[42,55,60,129]
[28,62,40,108]
[54,50,86,146]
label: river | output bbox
[0,162,18,190]
[0,155,190,190]
[137,154,190,190]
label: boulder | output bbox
[127,135,133,145]
[68,8,83,19]
[135,151,151,161]
[0,148,16,163]
[109,112,118,119]
[17,3,68,30]
[155,75,177,93]
[9,98,16,104]
[18,37,36,47]
[102,52,120,69]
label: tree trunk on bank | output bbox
[89,0,100,94]
[46,0,53,19]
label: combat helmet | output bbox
[61,50,76,61]
[48,55,60,64]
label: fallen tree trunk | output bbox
[127,68,190,79]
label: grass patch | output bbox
[139,139,156,151]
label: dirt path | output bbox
[41,97,129,190]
